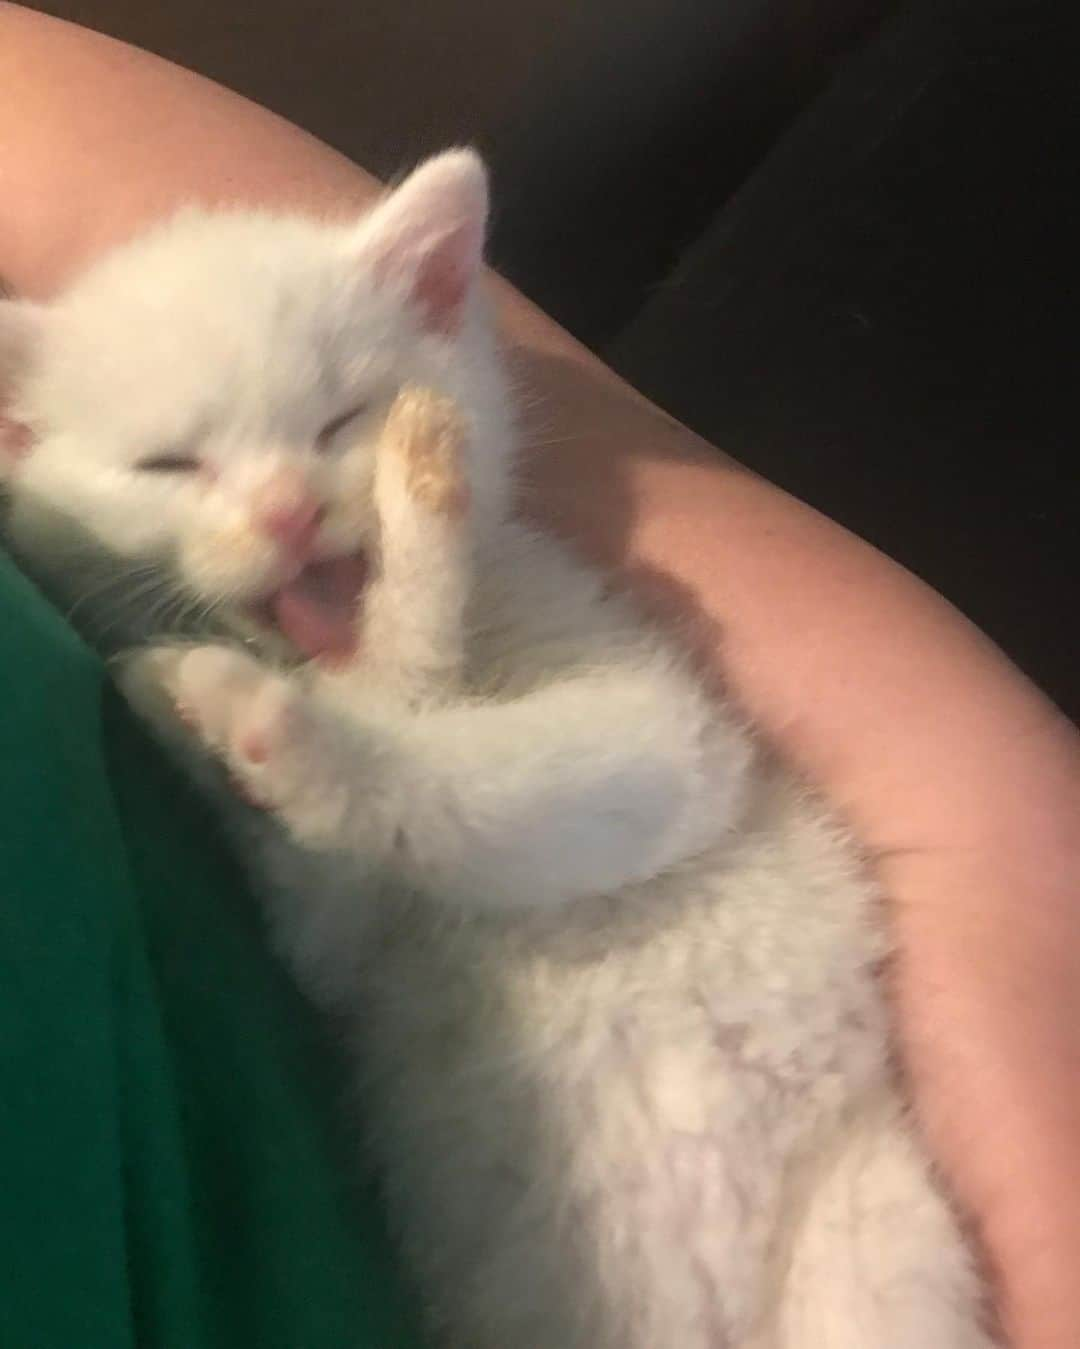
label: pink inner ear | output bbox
[0,415,33,463]
[412,226,475,335]
[373,219,481,337]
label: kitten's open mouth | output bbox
[252,552,369,664]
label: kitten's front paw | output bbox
[379,385,470,524]
[132,644,352,845]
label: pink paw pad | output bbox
[237,731,271,765]
[0,416,34,463]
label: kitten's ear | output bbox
[351,149,488,335]
[0,300,45,469]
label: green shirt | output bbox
[0,551,420,1348]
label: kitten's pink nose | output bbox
[252,474,325,555]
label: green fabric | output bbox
[0,551,421,1348]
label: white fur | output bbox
[0,151,995,1348]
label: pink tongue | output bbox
[272,554,368,661]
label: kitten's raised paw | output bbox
[159,645,267,752]
[130,644,351,844]
[380,385,470,520]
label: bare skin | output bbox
[1,6,1077,1345]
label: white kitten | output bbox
[0,151,995,1348]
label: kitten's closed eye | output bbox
[136,452,202,474]
[317,404,368,452]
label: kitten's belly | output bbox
[361,819,895,1348]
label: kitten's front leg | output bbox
[355,385,472,703]
[125,644,393,853]
[126,639,749,912]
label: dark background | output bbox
[23,1,1078,719]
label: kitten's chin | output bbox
[246,551,369,665]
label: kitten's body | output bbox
[0,152,993,1347]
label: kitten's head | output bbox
[0,149,509,659]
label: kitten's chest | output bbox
[362,830,889,1153]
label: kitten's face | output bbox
[0,150,505,659]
